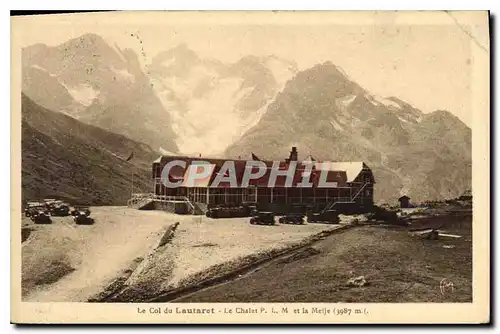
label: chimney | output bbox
[289,146,298,162]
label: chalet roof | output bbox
[398,195,410,200]
[315,162,364,182]
[157,155,370,188]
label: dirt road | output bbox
[22,207,175,302]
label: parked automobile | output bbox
[279,204,307,225]
[24,202,43,217]
[50,203,70,216]
[31,210,52,224]
[249,211,276,225]
[73,208,95,225]
[71,206,91,217]
[206,205,253,218]
[279,213,305,225]
[307,210,340,224]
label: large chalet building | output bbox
[149,147,375,214]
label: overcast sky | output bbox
[15,11,486,127]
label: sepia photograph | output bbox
[10,10,490,324]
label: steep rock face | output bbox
[22,34,178,152]
[226,62,471,203]
[21,93,157,205]
[148,45,298,155]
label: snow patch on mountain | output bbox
[110,66,136,83]
[31,64,57,77]
[165,77,248,155]
[159,56,177,68]
[155,65,219,101]
[372,95,402,109]
[336,94,357,108]
[111,42,128,64]
[63,84,99,107]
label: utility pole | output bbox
[126,152,135,200]
[131,169,134,198]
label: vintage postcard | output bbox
[10,10,490,324]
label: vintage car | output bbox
[50,203,71,216]
[278,213,306,225]
[24,202,44,217]
[206,204,253,219]
[73,208,95,225]
[249,211,276,226]
[71,206,91,217]
[307,210,340,224]
[31,210,52,224]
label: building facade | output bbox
[151,147,375,213]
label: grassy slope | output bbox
[21,93,159,205]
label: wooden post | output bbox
[271,188,273,203]
[131,171,134,197]
[206,187,210,205]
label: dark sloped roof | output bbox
[154,155,369,188]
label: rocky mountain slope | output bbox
[21,93,157,205]
[22,35,298,156]
[225,62,471,203]
[147,44,298,154]
[22,33,178,153]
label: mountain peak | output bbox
[62,33,108,48]
[283,61,363,98]
[298,61,353,83]
[55,33,118,59]
[150,43,200,69]
[170,43,199,59]
[425,109,467,128]
[172,42,189,51]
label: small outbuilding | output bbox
[398,195,411,208]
